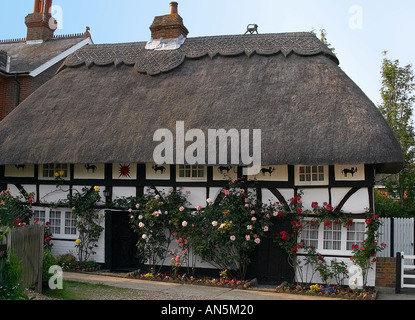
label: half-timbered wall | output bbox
[0,162,376,285]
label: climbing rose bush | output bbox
[123,182,273,279]
[187,183,273,280]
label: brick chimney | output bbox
[149,2,189,40]
[25,0,57,41]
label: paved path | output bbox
[63,272,338,300]
[63,272,415,301]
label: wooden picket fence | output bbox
[378,218,415,260]
[5,224,44,293]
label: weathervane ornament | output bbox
[245,24,259,35]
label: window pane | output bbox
[33,210,46,224]
[50,211,61,234]
[323,222,341,250]
[64,211,76,235]
[301,221,319,249]
[347,222,365,250]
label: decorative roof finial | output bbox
[244,24,259,35]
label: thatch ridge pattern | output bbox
[63,32,339,75]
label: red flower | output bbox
[324,220,331,227]
[297,207,302,214]
[326,204,334,212]
[278,210,284,217]
[381,243,387,248]
[352,244,359,250]
[318,254,323,260]
[373,258,377,262]
[291,246,298,253]
[311,202,319,209]
[280,231,287,240]
[365,218,372,224]
[372,214,379,219]
[291,221,302,229]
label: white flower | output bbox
[230,235,236,241]
[142,234,147,240]
[179,206,184,212]
[135,204,140,209]
[247,225,253,230]
[139,222,145,228]
[138,215,143,220]
[251,217,257,222]
[212,221,218,227]
[182,221,188,227]
[255,238,261,244]
[206,198,212,204]
[128,208,132,212]
[263,226,269,232]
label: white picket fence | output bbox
[378,218,414,263]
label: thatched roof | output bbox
[0,32,403,173]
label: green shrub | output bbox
[0,250,28,300]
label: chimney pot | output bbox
[170,2,178,15]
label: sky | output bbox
[1,0,414,106]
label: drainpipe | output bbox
[14,74,21,106]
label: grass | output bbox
[42,280,147,300]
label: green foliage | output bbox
[188,184,272,280]
[126,189,190,273]
[378,52,415,215]
[56,253,78,271]
[350,213,386,287]
[374,189,415,217]
[42,249,57,290]
[0,190,33,228]
[69,186,104,264]
[122,182,273,280]
[274,193,384,287]
[0,250,28,300]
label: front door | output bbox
[110,211,141,271]
[247,218,294,284]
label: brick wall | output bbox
[0,61,61,120]
[376,257,396,287]
[0,76,19,121]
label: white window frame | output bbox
[32,207,78,240]
[40,164,70,180]
[299,218,366,255]
[176,165,207,182]
[295,165,329,186]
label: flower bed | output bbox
[275,282,377,300]
[127,270,249,290]
[124,270,377,300]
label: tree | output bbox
[378,52,415,215]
